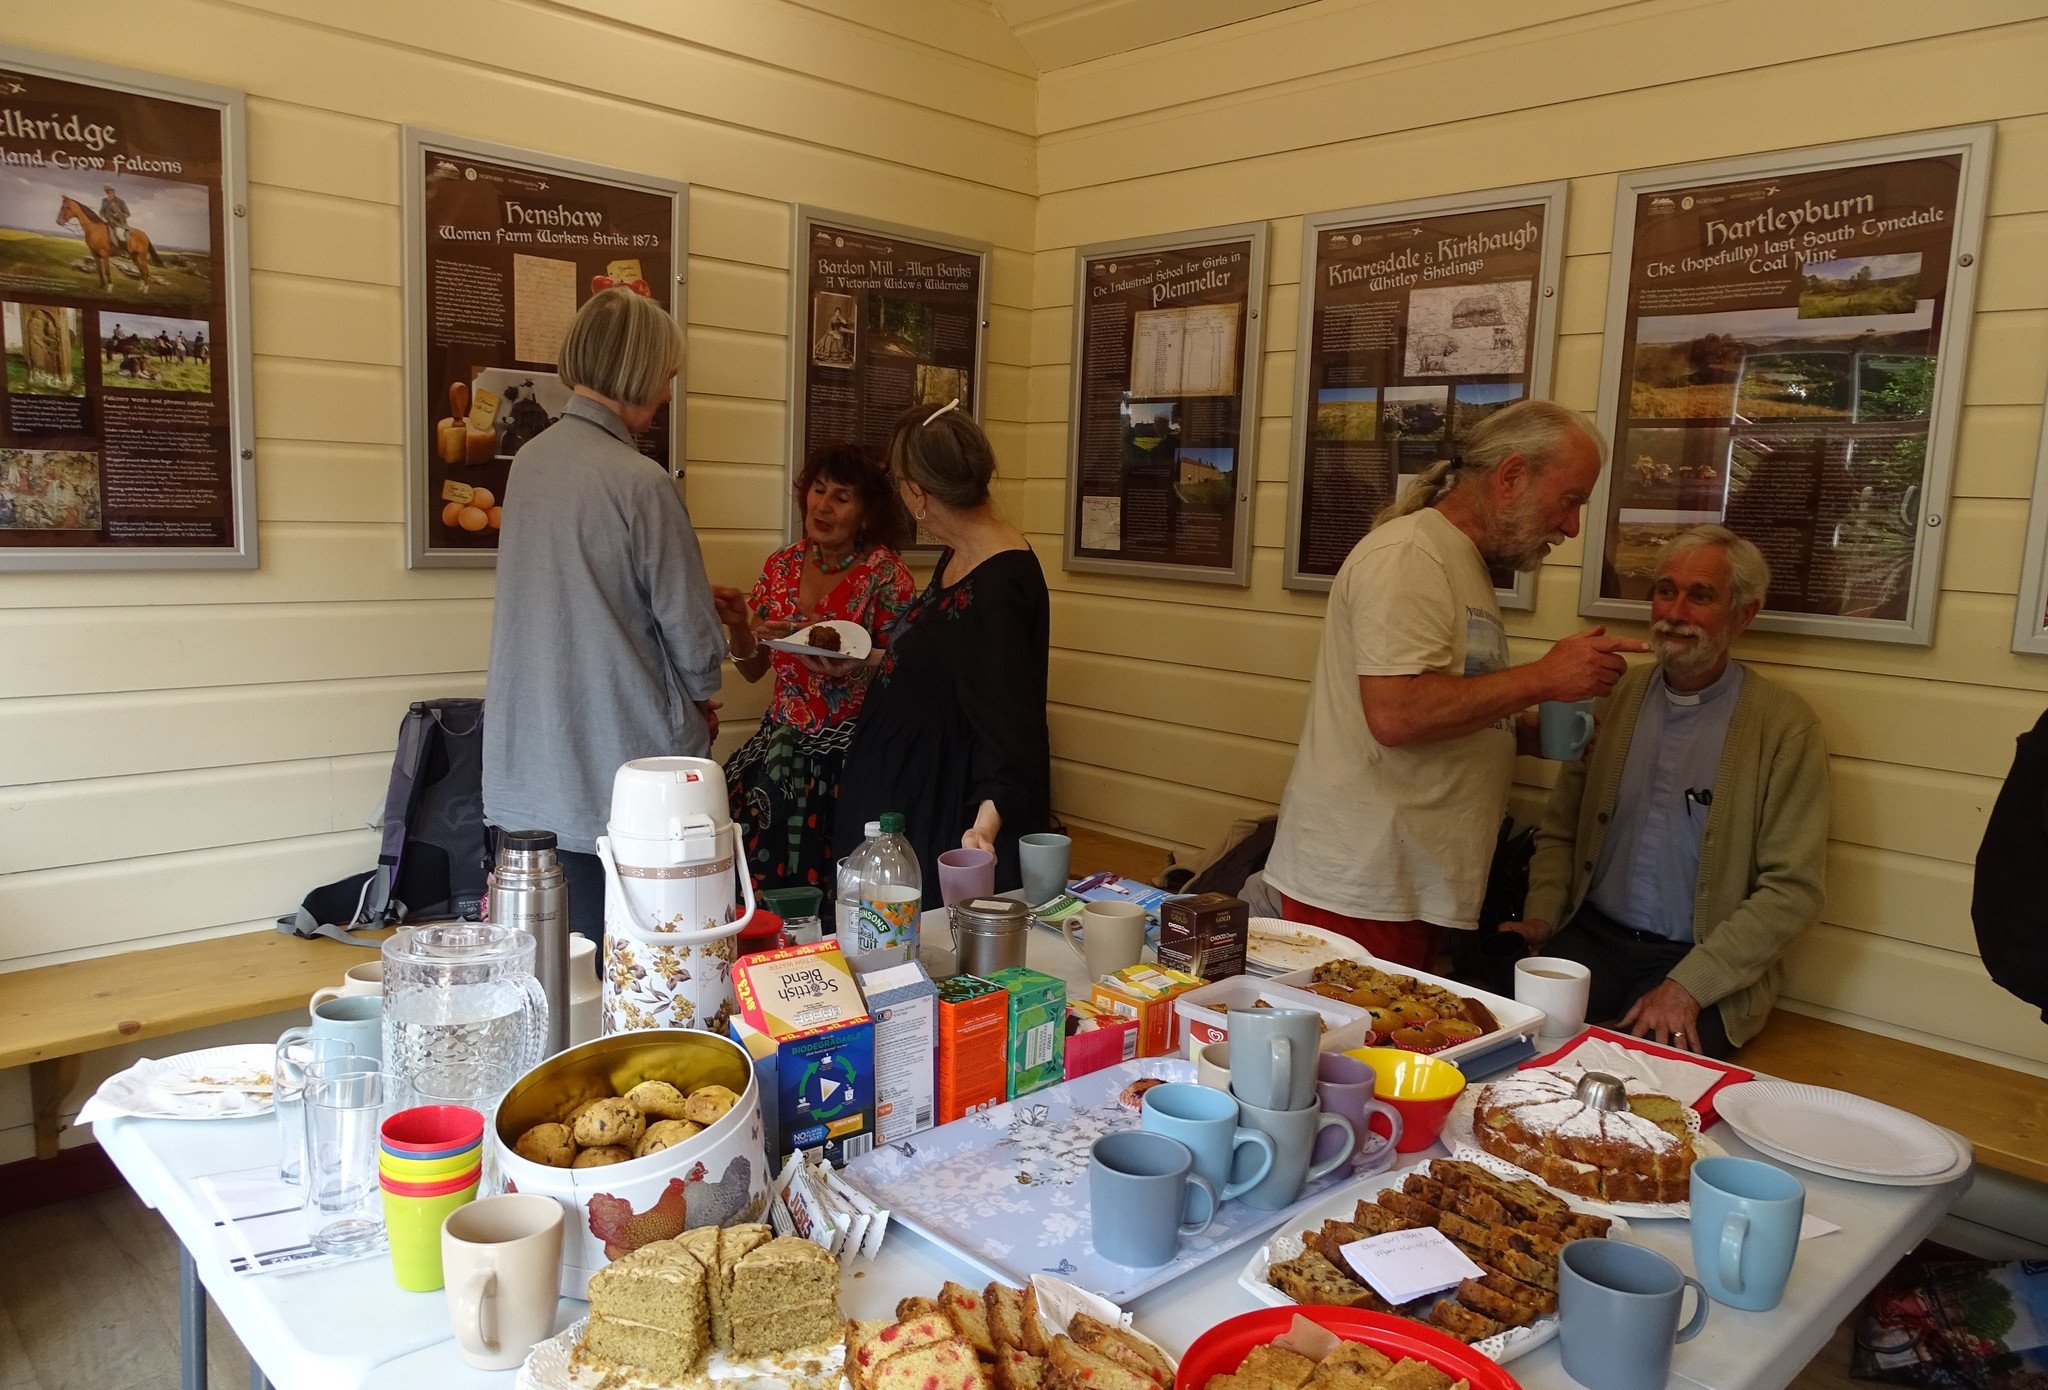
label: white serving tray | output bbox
[1264,960,1545,1070]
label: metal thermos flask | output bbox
[489,829,570,1056]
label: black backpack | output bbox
[278,698,488,944]
[1973,709,2048,1021]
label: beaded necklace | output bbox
[808,541,861,574]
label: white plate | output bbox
[1714,1081,1964,1179]
[1440,1069,1719,1219]
[84,1044,278,1121]
[1237,1157,1632,1365]
[761,620,871,661]
[1245,918,1371,974]
[521,1317,848,1390]
[1723,1121,1972,1188]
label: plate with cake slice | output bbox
[1238,1155,1628,1366]
[763,620,873,661]
[1439,1065,1722,1219]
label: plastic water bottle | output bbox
[835,821,880,944]
[850,812,923,973]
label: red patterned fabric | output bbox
[748,541,914,732]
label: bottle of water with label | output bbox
[850,812,922,973]
[834,820,879,944]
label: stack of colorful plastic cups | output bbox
[379,1105,485,1291]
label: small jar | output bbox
[735,909,789,962]
[952,897,1030,978]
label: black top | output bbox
[835,548,1052,908]
[1973,708,2048,1022]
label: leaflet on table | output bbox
[1033,872,1172,924]
[190,1164,373,1276]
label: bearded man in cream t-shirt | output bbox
[1265,400,1647,969]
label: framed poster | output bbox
[1282,182,1567,606]
[787,207,989,545]
[1582,127,1993,646]
[0,45,253,571]
[2013,411,2048,655]
[1064,222,1267,585]
[404,130,686,569]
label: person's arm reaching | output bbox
[1359,627,1648,747]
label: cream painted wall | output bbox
[0,0,1037,1159]
[1030,0,2048,1075]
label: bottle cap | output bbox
[879,812,905,834]
[500,829,558,852]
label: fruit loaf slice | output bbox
[1047,1335,1154,1390]
[940,1280,997,1357]
[1067,1314,1172,1390]
[871,1336,992,1390]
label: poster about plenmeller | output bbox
[1068,228,1263,582]
[0,54,244,562]
[1288,196,1554,588]
[411,136,679,565]
[1598,152,1970,625]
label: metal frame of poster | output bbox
[1282,182,1569,606]
[403,129,686,570]
[2013,411,2048,655]
[1582,127,1994,646]
[785,206,990,548]
[1064,222,1268,586]
[0,45,254,572]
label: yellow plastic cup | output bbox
[381,1170,480,1291]
[379,1145,482,1183]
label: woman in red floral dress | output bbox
[715,445,914,891]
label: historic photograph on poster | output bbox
[1282,183,1566,602]
[403,131,684,569]
[787,208,988,549]
[0,46,253,570]
[1582,128,1992,645]
[1064,222,1266,585]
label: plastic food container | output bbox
[1267,960,1542,1068]
[1173,976,1369,1054]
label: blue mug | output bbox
[1539,699,1597,760]
[1140,1082,1275,1200]
[1690,1156,1804,1311]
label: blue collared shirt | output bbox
[1585,662,1745,941]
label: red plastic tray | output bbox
[1178,1306,1522,1390]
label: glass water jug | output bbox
[381,922,549,1114]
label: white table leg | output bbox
[179,1244,208,1390]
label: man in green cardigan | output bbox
[1500,525,1830,1058]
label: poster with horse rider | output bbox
[0,46,253,570]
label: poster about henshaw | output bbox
[0,56,243,563]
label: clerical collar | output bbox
[1658,660,1740,708]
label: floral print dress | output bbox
[724,541,913,891]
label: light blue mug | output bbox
[310,993,383,1065]
[1690,1156,1804,1311]
[1539,699,1597,760]
[1140,1082,1275,1200]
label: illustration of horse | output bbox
[56,196,160,293]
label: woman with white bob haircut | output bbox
[484,287,725,945]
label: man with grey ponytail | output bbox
[1265,399,1646,969]
[1500,525,1830,1058]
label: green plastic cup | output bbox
[381,1169,480,1291]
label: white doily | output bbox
[521,1319,848,1390]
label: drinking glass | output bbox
[304,1058,388,1256]
[274,1033,356,1184]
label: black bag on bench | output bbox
[278,698,488,946]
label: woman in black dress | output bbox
[834,400,1052,906]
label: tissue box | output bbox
[1156,893,1249,980]
[730,939,875,1164]
[1064,1000,1140,1080]
[860,960,936,1145]
[935,974,1009,1123]
[1091,964,1204,1058]
[986,966,1066,1099]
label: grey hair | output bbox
[558,287,684,408]
[1372,399,1607,527]
[1655,524,1771,611]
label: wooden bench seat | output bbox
[1732,1011,2048,1186]
[0,929,389,1159]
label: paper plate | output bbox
[1714,1081,1965,1180]
[86,1044,278,1121]
[1245,918,1371,975]
[762,620,871,660]
[1179,1307,1522,1390]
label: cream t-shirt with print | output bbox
[1265,506,1516,930]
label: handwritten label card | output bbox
[1340,1227,1484,1306]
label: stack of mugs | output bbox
[379,1105,486,1291]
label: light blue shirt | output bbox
[1586,663,1745,941]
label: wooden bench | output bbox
[0,929,389,1158]
[1733,1010,2048,1186]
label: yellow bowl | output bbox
[379,1146,483,1181]
[1343,1047,1467,1154]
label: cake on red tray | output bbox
[1469,1066,1696,1204]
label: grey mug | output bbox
[1558,1238,1709,1390]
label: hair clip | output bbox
[921,397,961,427]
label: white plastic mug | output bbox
[1516,956,1593,1041]
[310,960,383,1010]
[441,1194,566,1370]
